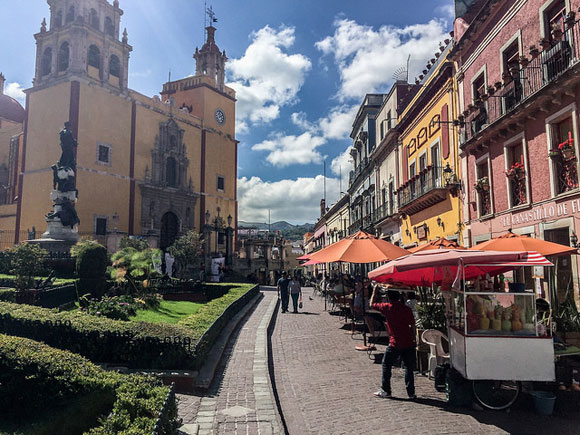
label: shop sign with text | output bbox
[502,198,580,227]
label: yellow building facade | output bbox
[0,0,237,254]
[397,44,462,247]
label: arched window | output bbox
[169,135,177,148]
[88,45,100,69]
[66,6,75,23]
[89,9,99,30]
[55,10,63,28]
[166,157,177,187]
[58,42,69,72]
[104,17,114,37]
[109,55,120,77]
[41,48,52,76]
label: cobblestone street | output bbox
[178,287,580,434]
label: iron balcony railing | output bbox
[373,202,394,223]
[461,18,580,144]
[397,166,444,209]
[348,156,370,186]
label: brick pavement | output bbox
[178,290,281,435]
[271,287,580,435]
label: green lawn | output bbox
[130,300,203,324]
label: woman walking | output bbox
[289,276,302,313]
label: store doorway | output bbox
[544,228,573,305]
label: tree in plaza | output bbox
[118,236,150,251]
[9,243,48,290]
[167,230,202,279]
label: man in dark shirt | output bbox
[277,271,291,313]
[370,287,416,400]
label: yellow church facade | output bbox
[0,0,237,254]
[396,43,462,247]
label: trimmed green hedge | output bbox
[0,283,258,370]
[0,301,196,369]
[0,334,178,434]
[0,288,15,302]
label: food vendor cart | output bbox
[369,249,556,409]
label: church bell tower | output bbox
[33,0,132,91]
[193,25,227,92]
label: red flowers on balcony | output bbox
[505,161,525,179]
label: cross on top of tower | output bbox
[206,6,218,26]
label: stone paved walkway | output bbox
[177,290,281,435]
[271,287,580,435]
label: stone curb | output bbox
[194,292,264,392]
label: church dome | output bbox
[0,93,25,123]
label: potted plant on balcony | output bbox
[529,45,540,58]
[558,134,575,160]
[474,176,490,191]
[552,23,563,41]
[540,37,551,50]
[505,161,525,179]
[548,149,561,159]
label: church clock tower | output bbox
[33,0,132,91]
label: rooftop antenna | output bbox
[406,54,411,83]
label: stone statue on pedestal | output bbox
[42,122,80,238]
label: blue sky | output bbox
[0,0,454,224]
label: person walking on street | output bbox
[289,276,302,313]
[370,287,417,400]
[277,271,291,313]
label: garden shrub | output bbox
[110,247,162,293]
[118,235,150,251]
[0,301,196,369]
[167,230,202,279]
[0,250,13,274]
[0,334,178,434]
[81,295,140,321]
[71,240,108,298]
[8,243,48,290]
[0,288,15,302]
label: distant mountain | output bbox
[238,220,314,240]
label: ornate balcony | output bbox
[460,17,580,145]
[396,166,448,215]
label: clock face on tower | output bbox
[215,109,225,125]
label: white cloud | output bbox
[330,146,354,178]
[5,82,25,106]
[252,132,326,167]
[227,25,311,128]
[238,175,341,224]
[316,18,449,100]
[435,2,455,22]
[318,105,358,140]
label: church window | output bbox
[55,10,63,28]
[66,6,75,23]
[166,157,178,187]
[89,9,99,30]
[41,48,52,76]
[217,175,225,191]
[97,143,111,165]
[169,135,177,148]
[202,62,207,75]
[109,55,120,77]
[105,17,115,37]
[88,45,101,69]
[95,217,107,236]
[58,42,69,72]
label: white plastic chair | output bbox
[421,329,450,379]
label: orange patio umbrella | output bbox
[307,230,410,351]
[308,230,410,264]
[409,237,463,253]
[470,230,577,256]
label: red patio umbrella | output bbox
[368,249,552,286]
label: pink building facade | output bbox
[453,0,580,305]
